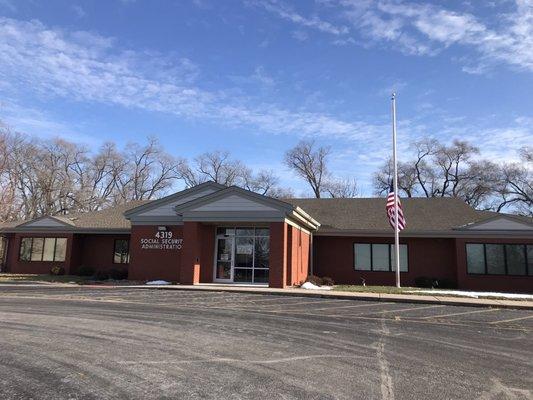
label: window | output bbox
[466,243,531,276]
[486,244,505,275]
[354,244,371,271]
[372,244,390,271]
[466,244,484,274]
[506,245,526,276]
[114,239,130,264]
[30,238,44,261]
[19,237,67,262]
[43,238,56,261]
[354,243,408,272]
[528,246,533,276]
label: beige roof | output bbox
[286,197,514,233]
[1,192,530,235]
[0,200,150,232]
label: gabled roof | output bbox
[0,186,530,238]
[16,215,77,229]
[455,214,533,231]
[285,197,533,236]
[174,185,294,213]
[174,186,320,229]
[0,200,149,233]
[124,181,225,219]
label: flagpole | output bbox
[391,93,401,288]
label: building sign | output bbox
[140,231,183,250]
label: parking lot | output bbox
[0,286,531,399]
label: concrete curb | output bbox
[121,284,533,311]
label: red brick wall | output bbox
[269,222,288,288]
[5,232,76,274]
[287,226,310,286]
[313,236,457,287]
[181,222,201,284]
[75,234,131,274]
[129,225,184,282]
[455,237,533,293]
[199,224,216,283]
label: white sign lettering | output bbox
[140,231,183,250]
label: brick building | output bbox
[1,182,532,293]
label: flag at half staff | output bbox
[386,190,406,231]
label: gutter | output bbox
[314,229,533,239]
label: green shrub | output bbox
[415,276,458,289]
[50,265,65,276]
[94,270,110,281]
[77,265,95,277]
[305,275,334,286]
[321,276,335,286]
[306,275,323,286]
[433,278,457,289]
[109,268,128,280]
[414,276,434,288]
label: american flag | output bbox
[386,190,406,231]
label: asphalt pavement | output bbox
[0,286,531,399]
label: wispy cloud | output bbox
[248,0,349,35]
[0,17,378,141]
[372,0,533,73]
[256,0,533,73]
[291,29,309,42]
[71,4,86,18]
[0,99,100,145]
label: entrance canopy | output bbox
[124,183,320,288]
[125,183,320,231]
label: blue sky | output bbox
[0,0,531,195]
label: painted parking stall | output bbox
[0,286,531,399]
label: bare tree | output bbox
[241,168,279,196]
[267,186,295,199]
[373,159,419,197]
[284,140,330,198]
[372,138,533,214]
[116,137,181,201]
[433,140,479,197]
[323,178,359,198]
[0,124,18,221]
[178,150,244,187]
[495,148,533,215]
[82,142,126,211]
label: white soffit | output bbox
[461,217,533,231]
[18,216,74,228]
[138,188,218,217]
[191,194,280,212]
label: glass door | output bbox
[214,236,234,282]
[213,227,270,284]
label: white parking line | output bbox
[241,299,351,309]
[489,315,533,325]
[422,308,498,319]
[311,302,393,312]
[374,305,444,315]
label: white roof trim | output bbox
[455,214,533,231]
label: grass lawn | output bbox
[0,273,89,284]
[333,285,422,295]
[332,285,532,301]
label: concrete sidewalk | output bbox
[122,283,533,310]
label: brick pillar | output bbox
[181,221,201,285]
[269,222,288,288]
[64,233,77,275]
